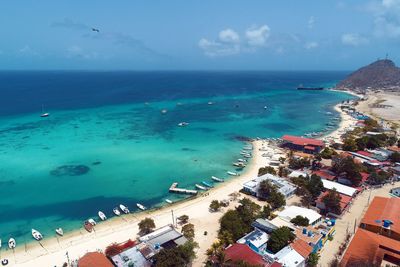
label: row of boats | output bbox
[4,203,148,249]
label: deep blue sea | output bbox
[0,71,350,245]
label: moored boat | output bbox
[201,181,213,188]
[8,238,16,249]
[119,204,130,214]
[88,218,96,226]
[195,184,207,190]
[137,203,146,211]
[84,221,93,232]
[227,171,238,176]
[55,228,64,236]
[211,176,224,182]
[113,207,121,216]
[31,229,43,241]
[98,211,107,221]
[178,122,189,127]
[165,199,173,204]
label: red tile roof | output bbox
[225,244,267,266]
[317,191,352,211]
[312,170,336,181]
[282,135,324,147]
[341,228,400,266]
[361,196,400,235]
[78,252,113,267]
[291,239,313,259]
[388,146,400,153]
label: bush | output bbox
[319,147,338,159]
[138,218,155,235]
[177,215,189,224]
[389,152,400,163]
[209,200,221,212]
[181,223,195,240]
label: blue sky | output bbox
[0,0,400,70]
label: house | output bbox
[390,187,400,197]
[281,135,325,154]
[110,243,151,267]
[288,170,309,179]
[265,245,306,267]
[312,169,336,181]
[321,179,357,197]
[237,228,269,254]
[290,239,313,259]
[277,206,322,226]
[316,191,353,216]
[294,227,323,253]
[138,224,187,252]
[243,173,296,198]
[224,243,269,266]
[78,252,113,267]
[341,197,400,266]
[252,218,279,234]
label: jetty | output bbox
[169,183,198,195]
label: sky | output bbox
[0,0,400,71]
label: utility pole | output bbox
[171,209,175,227]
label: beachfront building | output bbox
[341,197,400,266]
[78,252,114,267]
[237,228,269,254]
[242,173,296,198]
[278,206,322,226]
[138,224,188,250]
[281,135,325,154]
[264,244,308,267]
[320,179,357,197]
[110,242,152,267]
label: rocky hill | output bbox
[336,59,400,92]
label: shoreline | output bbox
[3,92,359,266]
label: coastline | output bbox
[4,92,356,267]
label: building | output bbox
[316,191,353,216]
[138,224,188,250]
[237,228,269,254]
[321,179,357,197]
[78,252,113,267]
[278,206,322,226]
[294,227,323,253]
[243,173,296,198]
[341,197,400,266]
[390,187,400,197]
[265,245,306,267]
[224,243,270,266]
[281,135,325,154]
[110,243,151,267]
[312,169,336,181]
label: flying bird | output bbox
[92,28,100,32]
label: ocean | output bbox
[0,71,350,244]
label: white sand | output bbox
[6,140,279,267]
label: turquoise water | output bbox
[0,71,350,243]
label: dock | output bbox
[169,183,198,195]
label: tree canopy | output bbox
[267,226,295,254]
[258,166,277,176]
[209,200,222,212]
[290,215,309,226]
[389,152,400,163]
[319,147,338,159]
[138,217,156,235]
[322,189,342,215]
[257,180,286,209]
[154,241,198,267]
[181,223,195,241]
[332,156,363,186]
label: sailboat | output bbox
[40,105,50,117]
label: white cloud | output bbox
[18,45,39,56]
[341,33,369,46]
[218,28,240,43]
[198,38,240,57]
[367,0,400,39]
[245,25,270,46]
[304,41,319,49]
[308,16,315,29]
[67,45,98,59]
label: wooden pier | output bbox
[169,183,198,195]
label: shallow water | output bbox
[0,71,350,243]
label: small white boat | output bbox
[243,154,252,158]
[98,211,107,221]
[40,105,50,118]
[195,184,207,190]
[165,199,173,204]
[32,229,43,241]
[8,238,16,249]
[56,228,64,236]
[137,203,146,211]
[88,218,96,226]
[113,207,121,216]
[264,106,267,109]
[178,122,189,127]
[161,109,168,114]
[227,171,238,176]
[208,101,214,105]
[119,204,130,214]
[211,176,224,182]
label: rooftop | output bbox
[290,239,313,259]
[78,252,113,267]
[278,206,321,226]
[273,245,305,267]
[321,179,357,197]
[361,196,400,235]
[138,224,187,249]
[237,229,269,249]
[317,191,353,211]
[282,135,324,147]
[110,245,151,267]
[224,243,267,266]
